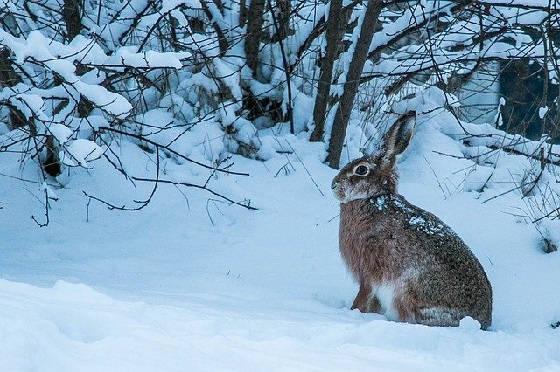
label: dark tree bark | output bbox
[0,48,27,130]
[239,0,248,26]
[212,0,225,13]
[168,14,181,51]
[267,0,294,133]
[201,1,229,56]
[245,0,266,76]
[327,0,382,169]
[271,0,291,42]
[40,0,84,176]
[62,2,92,120]
[63,0,82,41]
[44,134,61,176]
[310,0,344,142]
[0,49,60,175]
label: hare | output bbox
[331,118,492,330]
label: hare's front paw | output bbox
[351,284,369,312]
[351,296,368,312]
[350,284,382,313]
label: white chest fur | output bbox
[374,283,398,321]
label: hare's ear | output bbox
[380,111,415,167]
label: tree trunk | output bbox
[245,0,266,76]
[239,0,248,26]
[63,0,82,41]
[310,0,344,142]
[327,0,382,169]
[271,0,291,42]
[0,48,27,130]
[201,1,229,56]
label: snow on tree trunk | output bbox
[310,0,344,142]
[245,0,266,76]
[327,0,382,169]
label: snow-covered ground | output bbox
[1,121,560,371]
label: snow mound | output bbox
[1,279,559,372]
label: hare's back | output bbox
[373,194,482,269]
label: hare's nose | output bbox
[331,181,338,190]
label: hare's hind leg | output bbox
[367,295,382,313]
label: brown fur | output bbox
[332,121,493,330]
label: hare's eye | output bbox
[354,165,369,176]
